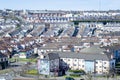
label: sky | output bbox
[0,0,120,10]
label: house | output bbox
[9,28,23,38]
[102,44,120,62]
[58,45,115,74]
[37,43,61,54]
[18,48,33,58]
[38,53,59,76]
[0,53,9,70]
[0,46,8,54]
[37,45,115,75]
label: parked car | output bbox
[65,77,74,80]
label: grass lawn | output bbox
[9,58,37,63]
[63,75,81,78]
[0,69,12,74]
[26,69,38,75]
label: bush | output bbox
[69,69,85,73]
[70,74,81,77]
[65,76,74,80]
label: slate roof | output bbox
[58,52,109,61]
[50,45,110,61]
[44,53,59,60]
[9,28,22,36]
[80,45,106,54]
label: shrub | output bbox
[69,69,85,73]
[65,76,74,79]
[70,74,81,77]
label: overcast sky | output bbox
[1,0,120,10]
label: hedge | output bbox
[68,69,85,73]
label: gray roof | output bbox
[99,31,120,36]
[58,52,109,61]
[80,45,106,54]
[28,10,64,14]
[9,28,22,36]
[45,53,59,60]
[50,44,110,61]
[39,45,59,50]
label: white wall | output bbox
[61,57,110,74]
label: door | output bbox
[85,60,94,73]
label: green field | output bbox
[0,69,12,74]
[9,58,37,63]
[26,69,38,75]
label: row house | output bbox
[19,47,34,58]
[38,45,115,75]
[58,45,115,74]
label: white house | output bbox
[58,45,115,74]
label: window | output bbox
[73,64,76,66]
[1,58,3,62]
[96,66,98,69]
[104,62,106,64]
[60,59,63,61]
[68,59,70,61]
[82,60,84,63]
[99,66,102,68]
[104,67,106,69]
[68,64,70,66]
[96,61,98,64]
[96,71,98,73]
[99,61,102,63]
[74,59,77,61]
[103,72,106,74]
[63,58,66,61]
[82,65,84,68]
[4,58,6,61]
[112,63,114,66]
[5,57,8,61]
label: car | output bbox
[65,77,74,80]
[80,79,84,80]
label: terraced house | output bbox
[59,45,115,74]
[0,53,8,70]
